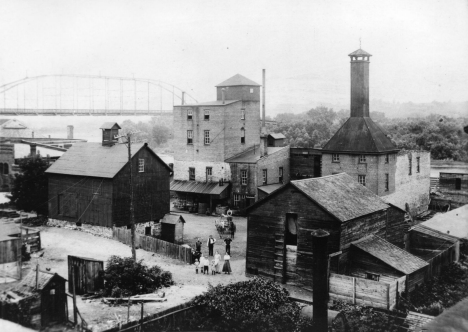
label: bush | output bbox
[168,277,313,332]
[102,256,173,297]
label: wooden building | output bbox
[349,235,428,293]
[160,213,186,244]
[267,133,285,147]
[46,123,172,228]
[289,147,322,180]
[68,255,104,295]
[245,173,409,289]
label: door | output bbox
[285,213,298,284]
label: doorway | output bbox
[285,213,298,284]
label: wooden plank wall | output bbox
[0,238,20,264]
[113,228,192,264]
[329,273,400,310]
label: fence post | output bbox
[311,229,330,332]
[72,266,78,325]
[395,281,399,309]
[386,283,390,310]
[353,277,356,305]
[140,302,144,331]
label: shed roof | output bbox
[100,122,121,130]
[322,117,398,154]
[291,173,389,222]
[269,133,286,139]
[15,269,66,294]
[170,180,230,196]
[161,213,185,224]
[216,74,260,87]
[421,205,468,240]
[45,142,172,178]
[348,48,372,57]
[411,224,459,244]
[352,235,428,275]
[225,145,287,164]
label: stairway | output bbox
[274,232,285,283]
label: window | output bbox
[138,159,145,172]
[416,157,420,173]
[204,130,210,145]
[249,88,253,93]
[204,109,210,120]
[285,213,298,246]
[241,170,248,185]
[233,194,245,207]
[332,154,340,162]
[385,154,389,163]
[189,167,195,181]
[262,169,267,185]
[187,130,193,144]
[385,173,389,191]
[187,109,193,120]
[359,155,366,163]
[241,109,245,120]
[206,167,212,182]
[456,178,461,190]
[241,128,245,144]
[358,175,366,186]
[366,273,380,282]
[279,167,283,183]
[409,157,412,175]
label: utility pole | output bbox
[115,130,141,261]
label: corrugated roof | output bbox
[14,269,66,294]
[100,122,121,129]
[258,183,284,195]
[269,133,286,139]
[322,117,399,154]
[225,145,287,163]
[352,235,428,274]
[291,173,389,222]
[161,213,185,224]
[216,74,260,87]
[421,205,468,240]
[170,180,230,195]
[176,100,239,107]
[348,48,372,57]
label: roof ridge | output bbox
[373,235,429,266]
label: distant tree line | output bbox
[272,107,468,161]
[120,117,171,148]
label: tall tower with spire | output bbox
[321,48,399,196]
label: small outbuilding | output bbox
[267,133,286,147]
[68,255,104,295]
[160,213,186,244]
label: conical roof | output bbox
[216,74,260,87]
[348,49,372,57]
[322,117,398,154]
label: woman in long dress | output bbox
[222,252,232,274]
[214,251,221,274]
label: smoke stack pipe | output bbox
[221,88,225,104]
[181,91,185,105]
[67,125,74,139]
[312,229,330,332]
[262,69,266,127]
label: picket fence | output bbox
[112,228,193,264]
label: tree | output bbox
[8,156,50,215]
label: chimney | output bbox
[30,143,37,157]
[221,88,225,104]
[311,229,330,332]
[67,125,74,139]
[349,50,372,117]
[181,91,185,105]
[32,131,34,138]
[260,69,268,157]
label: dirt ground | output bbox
[2,213,249,331]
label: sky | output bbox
[0,0,467,119]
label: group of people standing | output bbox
[193,235,232,275]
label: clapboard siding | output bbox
[385,206,408,247]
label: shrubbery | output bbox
[103,256,173,297]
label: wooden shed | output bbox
[349,235,429,293]
[245,173,406,289]
[160,214,186,244]
[68,255,104,295]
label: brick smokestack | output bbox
[67,125,74,139]
[312,229,330,332]
[349,50,372,117]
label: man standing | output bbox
[230,221,236,239]
[207,235,216,256]
[224,237,232,255]
[196,238,202,252]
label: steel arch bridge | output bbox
[0,74,197,116]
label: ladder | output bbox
[274,232,286,283]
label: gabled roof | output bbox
[348,48,372,57]
[269,133,286,140]
[100,122,121,130]
[225,145,287,164]
[247,173,389,223]
[15,269,66,294]
[216,74,260,87]
[352,235,428,274]
[322,117,399,154]
[161,213,186,224]
[46,142,172,178]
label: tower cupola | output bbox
[349,49,372,117]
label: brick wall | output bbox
[257,146,290,189]
[322,152,397,196]
[383,151,430,216]
[173,160,232,182]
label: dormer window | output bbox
[187,109,193,120]
[204,110,210,120]
[139,159,145,172]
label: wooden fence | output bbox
[112,228,192,264]
[0,238,21,280]
[329,273,405,310]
